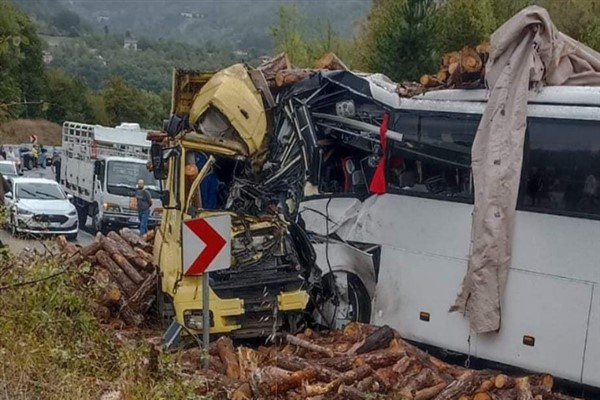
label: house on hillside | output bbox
[123,37,137,51]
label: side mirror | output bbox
[150,143,166,180]
[67,193,73,200]
[18,171,23,176]
[94,160,102,176]
[165,114,187,137]
[5,192,12,199]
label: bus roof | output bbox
[413,86,600,107]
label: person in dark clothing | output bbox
[0,173,10,206]
[51,152,61,183]
[135,179,152,235]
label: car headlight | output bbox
[68,209,77,216]
[16,207,32,215]
[103,202,121,212]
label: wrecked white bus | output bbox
[150,64,600,387]
[299,82,600,387]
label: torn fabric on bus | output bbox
[451,6,600,333]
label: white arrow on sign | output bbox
[182,214,231,276]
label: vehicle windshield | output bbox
[0,163,16,176]
[17,182,66,200]
[106,160,160,198]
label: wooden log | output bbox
[209,357,226,375]
[477,379,495,393]
[119,227,148,247]
[474,393,492,400]
[127,271,158,313]
[56,235,78,255]
[336,384,367,400]
[96,250,137,298]
[314,52,348,71]
[258,52,291,82]
[101,285,122,307]
[356,376,375,392]
[353,350,406,370]
[134,247,154,266]
[80,239,102,258]
[275,69,315,88]
[252,366,316,396]
[436,69,449,83]
[147,131,168,142]
[475,42,491,55]
[460,46,483,73]
[356,325,394,354]
[231,382,253,400]
[415,382,448,400]
[216,336,241,380]
[111,252,144,285]
[442,51,461,67]
[275,354,339,382]
[141,229,155,243]
[433,371,484,400]
[420,74,443,87]
[304,365,372,397]
[398,368,436,398]
[516,376,534,400]
[105,231,148,270]
[448,62,460,76]
[285,333,335,357]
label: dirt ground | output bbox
[0,119,62,145]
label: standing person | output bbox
[0,172,10,206]
[135,179,152,235]
[39,146,47,169]
[51,151,61,183]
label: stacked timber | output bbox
[258,51,348,89]
[56,228,157,326]
[189,323,580,400]
[419,43,491,89]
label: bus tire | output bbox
[318,271,372,328]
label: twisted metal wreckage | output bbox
[151,64,401,335]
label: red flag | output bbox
[369,113,390,195]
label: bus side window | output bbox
[387,114,478,201]
[518,118,600,217]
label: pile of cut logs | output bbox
[56,228,157,326]
[419,43,491,89]
[257,52,348,89]
[188,323,580,400]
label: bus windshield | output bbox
[106,160,160,198]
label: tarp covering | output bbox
[451,6,600,333]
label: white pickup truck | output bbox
[60,121,163,233]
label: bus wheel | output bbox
[317,272,371,329]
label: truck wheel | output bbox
[27,158,33,170]
[92,212,106,234]
[76,204,88,229]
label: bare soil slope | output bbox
[0,119,62,145]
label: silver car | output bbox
[5,177,78,240]
[0,160,20,178]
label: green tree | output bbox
[101,76,166,129]
[356,0,438,81]
[436,0,496,53]
[538,0,600,51]
[45,69,95,124]
[269,4,310,66]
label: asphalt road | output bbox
[0,166,95,254]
